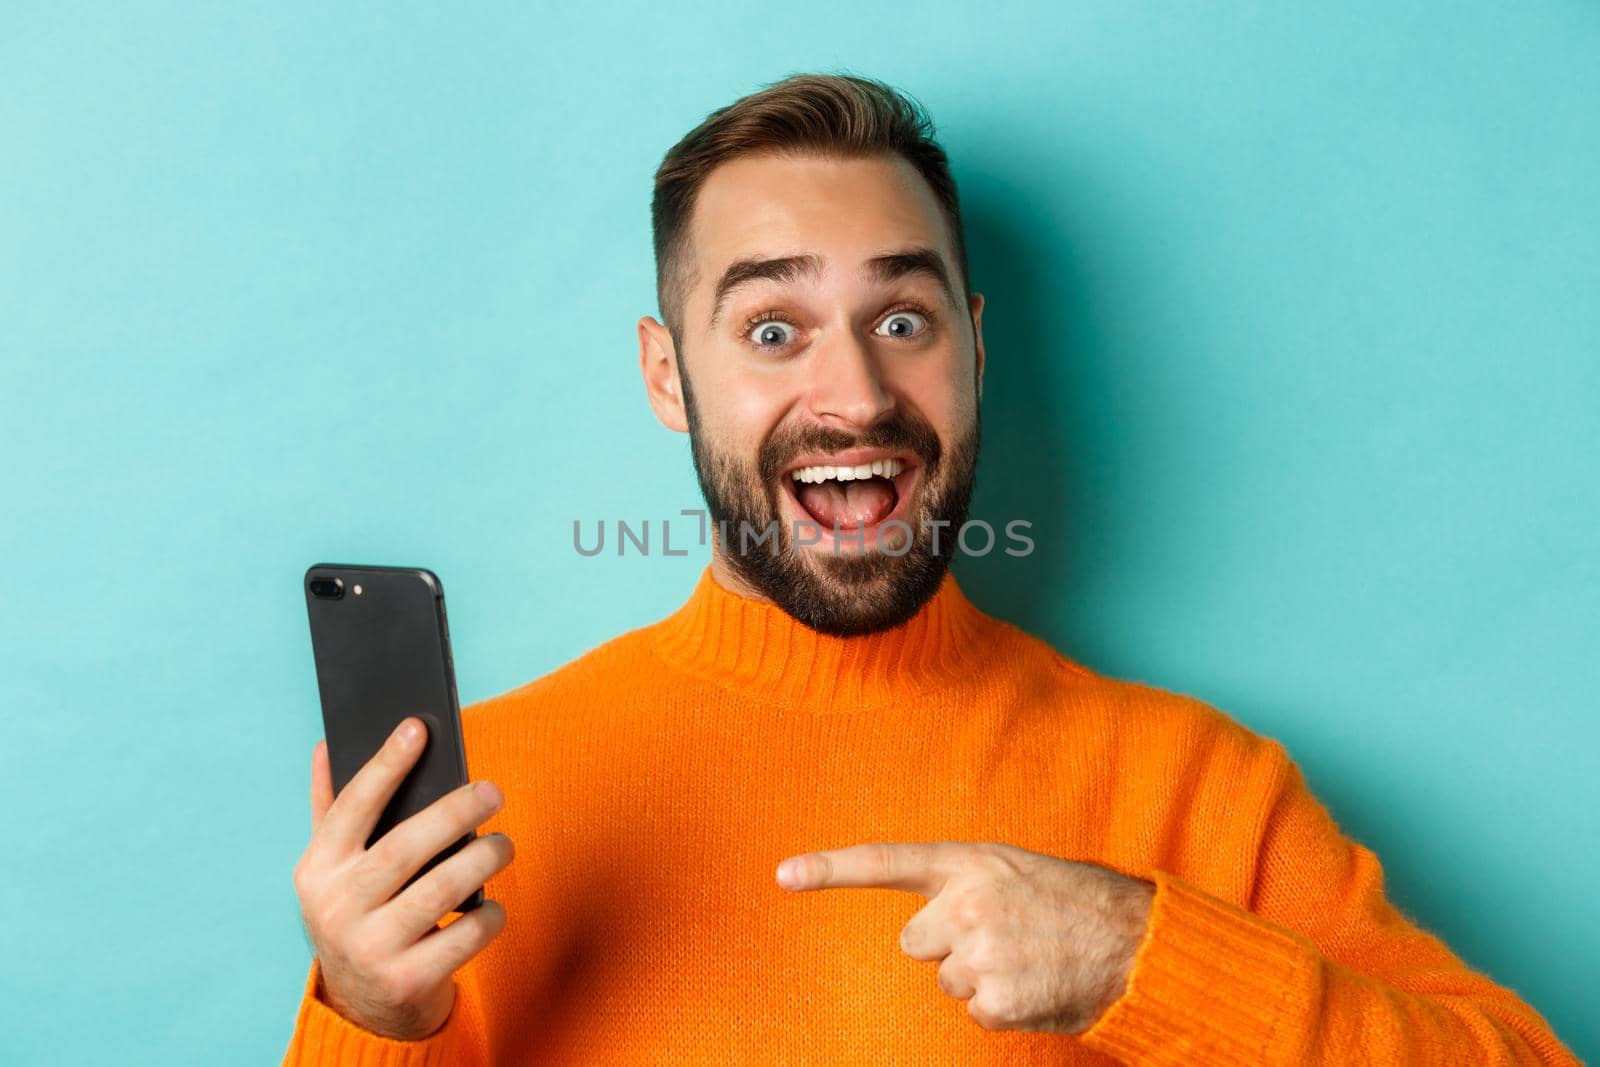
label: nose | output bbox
[804,329,896,432]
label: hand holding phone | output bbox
[294,718,513,1040]
[296,563,515,1040]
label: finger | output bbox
[350,781,505,908]
[384,832,515,942]
[310,740,334,832]
[899,898,955,962]
[316,717,427,854]
[937,954,977,1000]
[776,842,963,895]
[404,899,506,984]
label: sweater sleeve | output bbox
[1078,748,1579,1066]
[281,958,485,1067]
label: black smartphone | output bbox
[303,563,482,912]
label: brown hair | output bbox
[651,71,970,348]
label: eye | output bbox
[875,307,930,340]
[746,317,799,349]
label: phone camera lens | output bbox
[310,577,344,599]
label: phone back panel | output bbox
[303,563,478,904]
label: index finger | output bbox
[310,739,333,832]
[775,842,965,895]
[314,717,427,854]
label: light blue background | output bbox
[2,3,1594,1063]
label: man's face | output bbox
[640,152,986,635]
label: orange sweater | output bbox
[283,568,1577,1065]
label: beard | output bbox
[679,368,980,637]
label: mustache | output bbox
[756,411,944,486]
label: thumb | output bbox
[310,739,334,830]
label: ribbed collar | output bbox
[651,566,994,710]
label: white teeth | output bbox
[789,458,905,483]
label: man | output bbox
[282,73,1577,1065]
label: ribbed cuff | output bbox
[1078,870,1320,1066]
[282,960,463,1067]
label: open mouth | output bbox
[779,449,921,547]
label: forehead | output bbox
[687,152,955,296]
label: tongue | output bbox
[797,478,897,528]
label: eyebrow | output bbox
[706,245,958,328]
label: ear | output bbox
[638,315,689,433]
[968,291,986,402]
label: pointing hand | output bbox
[776,841,1154,1034]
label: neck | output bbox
[707,551,774,606]
[652,564,995,712]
